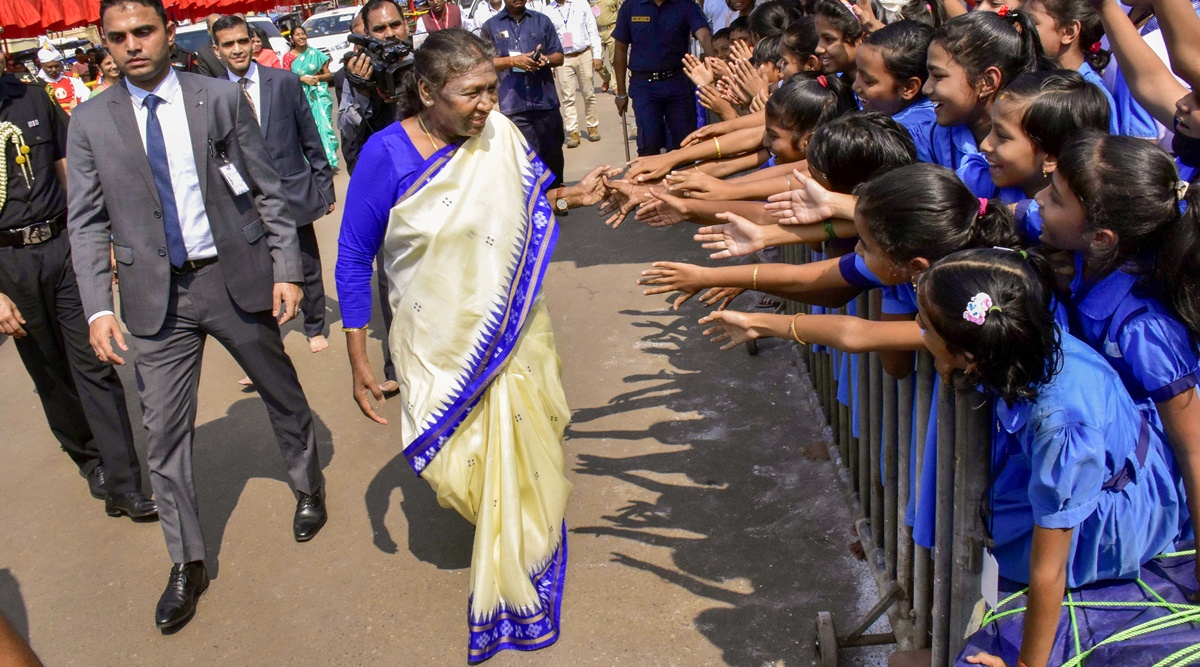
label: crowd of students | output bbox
[590,0,1200,664]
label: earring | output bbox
[1041,166,1047,178]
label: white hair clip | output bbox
[963,292,996,326]
[1177,180,1190,202]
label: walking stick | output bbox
[621,110,631,163]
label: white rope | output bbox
[0,121,35,213]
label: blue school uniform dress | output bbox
[1066,255,1200,414]
[892,99,938,164]
[928,124,1024,202]
[989,333,1186,587]
[1105,69,1161,140]
[1077,62,1122,136]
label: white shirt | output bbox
[464,0,504,35]
[38,70,91,104]
[703,0,733,32]
[541,0,601,59]
[126,69,218,262]
[225,61,261,123]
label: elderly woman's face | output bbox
[428,61,499,138]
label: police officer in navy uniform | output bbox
[0,69,157,519]
[611,0,712,155]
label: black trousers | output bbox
[509,108,565,189]
[0,233,142,494]
[296,223,327,338]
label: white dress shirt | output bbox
[226,61,262,122]
[464,0,504,35]
[541,0,601,59]
[703,0,733,32]
[126,69,217,262]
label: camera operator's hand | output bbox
[511,50,542,71]
[346,52,373,83]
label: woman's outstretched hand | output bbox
[694,211,770,259]
[664,170,727,200]
[764,169,837,225]
[635,188,690,227]
[699,309,759,350]
[626,153,680,183]
[573,164,622,207]
[639,261,709,309]
[350,359,389,425]
[599,178,649,227]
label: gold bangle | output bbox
[752,265,759,291]
[713,137,722,159]
[789,312,807,345]
[343,326,367,332]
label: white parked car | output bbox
[301,7,362,73]
[175,17,291,63]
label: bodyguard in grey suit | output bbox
[66,0,327,630]
[212,15,337,351]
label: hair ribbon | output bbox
[977,197,988,216]
[1088,42,1102,55]
[1177,180,1190,201]
[996,5,1010,16]
[817,74,828,87]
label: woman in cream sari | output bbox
[335,29,612,663]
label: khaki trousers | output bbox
[554,50,599,135]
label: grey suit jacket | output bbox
[255,66,336,227]
[67,72,303,337]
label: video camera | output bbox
[346,33,415,99]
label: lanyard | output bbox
[553,0,572,28]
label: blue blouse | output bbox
[1105,67,1160,140]
[335,124,437,329]
[892,99,938,165]
[1077,62,1122,136]
[988,333,1187,587]
[1067,255,1200,405]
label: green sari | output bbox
[290,47,339,169]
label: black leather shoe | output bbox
[106,491,159,520]
[87,465,107,499]
[293,488,327,542]
[155,562,208,629]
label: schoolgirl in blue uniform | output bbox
[1022,0,1124,135]
[922,11,1049,199]
[977,69,1110,212]
[852,21,940,163]
[915,248,1188,667]
[812,0,864,85]
[1033,133,1200,573]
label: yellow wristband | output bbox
[713,136,722,159]
[789,313,807,345]
[343,326,367,332]
[752,265,759,292]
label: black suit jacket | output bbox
[252,65,336,226]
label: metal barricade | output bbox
[776,244,994,667]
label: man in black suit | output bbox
[67,0,327,630]
[213,14,336,354]
[189,14,228,78]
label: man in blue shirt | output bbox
[482,0,567,186]
[612,0,712,155]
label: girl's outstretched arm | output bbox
[1154,0,1200,87]
[695,213,858,259]
[636,190,776,227]
[1094,0,1190,127]
[699,310,925,353]
[639,257,863,309]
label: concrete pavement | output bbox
[0,95,884,666]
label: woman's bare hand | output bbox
[638,261,710,309]
[694,211,771,259]
[699,309,760,350]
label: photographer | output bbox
[342,0,411,167]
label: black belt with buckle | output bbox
[0,213,67,249]
[631,68,683,81]
[170,256,219,275]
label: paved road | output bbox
[0,98,882,666]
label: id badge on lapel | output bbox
[209,139,251,196]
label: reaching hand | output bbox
[706,56,732,82]
[681,123,722,148]
[699,309,759,350]
[728,39,753,61]
[599,178,648,227]
[717,77,751,107]
[638,261,709,309]
[0,292,27,339]
[626,153,680,183]
[748,89,767,114]
[664,170,727,200]
[729,57,767,103]
[574,165,622,207]
[696,84,739,120]
[764,169,837,225]
[698,286,745,310]
[635,188,690,227]
[683,53,715,87]
[694,211,771,259]
[963,652,1009,667]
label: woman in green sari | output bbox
[285,26,340,169]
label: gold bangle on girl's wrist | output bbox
[789,312,807,345]
[752,265,759,291]
[713,137,723,159]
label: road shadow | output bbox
[190,399,335,578]
[0,569,30,642]
[569,298,860,667]
[364,451,474,569]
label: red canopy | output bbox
[2,0,281,40]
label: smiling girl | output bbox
[813,0,864,83]
[924,11,1049,197]
[853,20,938,161]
